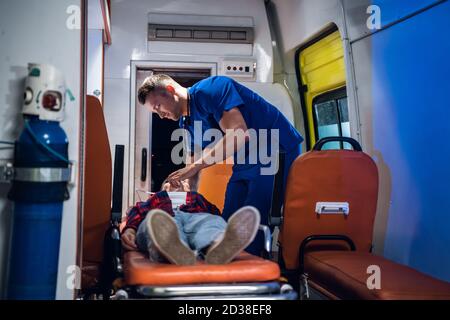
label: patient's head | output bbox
[161,179,190,192]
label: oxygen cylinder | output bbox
[7,64,70,299]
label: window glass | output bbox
[313,90,353,150]
[315,100,340,150]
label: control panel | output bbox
[219,57,256,80]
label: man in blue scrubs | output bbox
[138,74,303,255]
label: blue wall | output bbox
[372,0,450,281]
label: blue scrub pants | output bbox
[222,145,302,256]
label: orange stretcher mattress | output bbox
[124,251,280,286]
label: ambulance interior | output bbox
[0,0,450,300]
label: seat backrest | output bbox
[83,96,112,265]
[197,164,233,212]
[280,144,379,270]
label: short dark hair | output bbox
[137,74,173,105]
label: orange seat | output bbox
[305,251,450,300]
[280,148,379,270]
[279,137,450,300]
[82,95,112,289]
[124,251,280,286]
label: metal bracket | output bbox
[301,273,310,299]
[14,167,71,182]
[68,161,77,187]
[0,163,14,183]
[0,162,76,185]
[259,224,272,256]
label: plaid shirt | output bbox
[124,191,221,232]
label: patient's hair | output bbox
[161,179,169,191]
[137,74,174,105]
[161,179,191,192]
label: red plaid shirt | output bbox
[124,191,221,232]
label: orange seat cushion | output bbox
[305,251,450,300]
[124,251,280,286]
[197,164,232,212]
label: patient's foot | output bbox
[147,209,196,265]
[205,206,260,264]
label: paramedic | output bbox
[137,74,303,255]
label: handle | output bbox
[315,202,349,215]
[298,235,356,274]
[111,145,124,221]
[313,137,362,151]
[141,148,147,182]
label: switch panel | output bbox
[219,57,256,80]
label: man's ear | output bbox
[165,84,176,95]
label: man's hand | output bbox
[121,228,138,251]
[168,108,248,188]
[167,163,203,187]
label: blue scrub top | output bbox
[179,76,303,175]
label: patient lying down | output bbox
[121,179,260,265]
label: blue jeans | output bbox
[222,145,302,255]
[135,209,227,260]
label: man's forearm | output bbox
[188,170,200,191]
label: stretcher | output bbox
[81,96,297,300]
